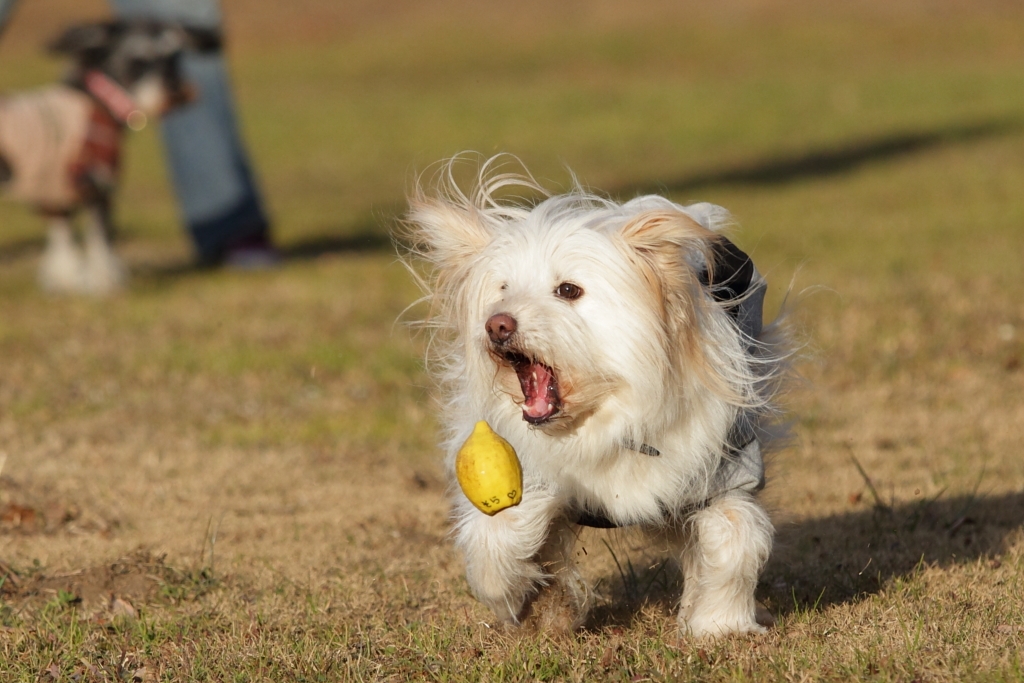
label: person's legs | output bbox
[0,0,21,36]
[155,51,273,264]
[110,0,274,265]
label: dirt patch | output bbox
[1,500,80,534]
[3,549,177,610]
[0,475,118,537]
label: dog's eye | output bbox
[554,282,583,301]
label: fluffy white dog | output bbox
[404,157,789,638]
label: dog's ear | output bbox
[404,195,492,275]
[619,209,717,302]
[48,21,121,62]
[619,209,724,373]
[620,209,756,402]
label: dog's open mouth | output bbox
[501,351,561,424]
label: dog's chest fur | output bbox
[465,382,734,526]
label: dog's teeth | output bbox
[547,403,553,411]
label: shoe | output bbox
[222,232,280,270]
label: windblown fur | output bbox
[403,155,790,637]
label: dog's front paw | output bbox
[518,572,591,633]
[679,602,770,638]
[682,616,767,639]
[39,240,85,293]
[82,247,126,295]
[466,559,544,625]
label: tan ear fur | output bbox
[400,189,494,341]
[405,191,492,275]
[619,209,715,322]
[618,209,736,398]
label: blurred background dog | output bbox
[0,20,199,294]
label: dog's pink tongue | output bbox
[519,362,558,421]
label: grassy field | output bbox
[1,0,1023,680]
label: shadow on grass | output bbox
[0,224,396,276]
[278,229,394,260]
[586,490,1024,629]
[611,117,1023,198]
[128,225,396,281]
[0,235,44,264]
[764,490,1024,614]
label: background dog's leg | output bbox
[519,519,591,632]
[38,215,85,293]
[82,200,126,294]
[452,488,560,625]
[677,490,773,638]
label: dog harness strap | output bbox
[621,439,660,457]
[573,510,621,529]
[68,102,122,200]
[82,70,139,125]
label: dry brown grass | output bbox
[1,0,1023,680]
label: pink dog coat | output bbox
[0,84,121,213]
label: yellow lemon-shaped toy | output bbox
[456,421,523,515]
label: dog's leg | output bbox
[82,201,126,294]
[677,490,773,638]
[38,216,85,293]
[519,518,591,632]
[452,488,561,625]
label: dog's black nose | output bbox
[486,313,517,344]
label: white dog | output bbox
[404,157,789,638]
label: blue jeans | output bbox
[151,49,271,261]
[1,0,271,261]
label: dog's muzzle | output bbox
[485,313,562,424]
